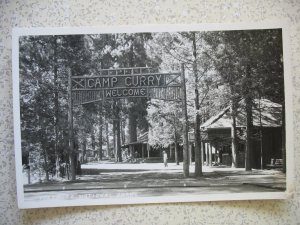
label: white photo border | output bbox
[12,22,294,209]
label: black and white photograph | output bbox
[12,24,291,208]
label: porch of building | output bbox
[189,99,283,169]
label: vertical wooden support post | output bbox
[147,143,150,158]
[209,143,212,166]
[201,142,205,166]
[181,63,189,177]
[206,143,209,166]
[68,69,76,181]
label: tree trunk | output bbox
[192,32,203,177]
[53,38,60,178]
[128,107,137,155]
[113,120,116,161]
[174,130,179,165]
[231,98,238,168]
[121,118,126,145]
[115,101,122,162]
[68,69,76,181]
[181,63,189,177]
[106,122,110,158]
[82,137,87,163]
[41,143,49,181]
[117,120,122,162]
[98,113,103,161]
[173,119,179,165]
[127,36,138,157]
[245,65,253,171]
[189,144,193,165]
[258,97,263,170]
[174,138,179,165]
[91,128,95,157]
[113,100,122,162]
[245,96,253,171]
[282,104,286,173]
[194,106,202,176]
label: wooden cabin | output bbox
[198,99,283,169]
[122,132,183,162]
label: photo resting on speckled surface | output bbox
[12,23,293,208]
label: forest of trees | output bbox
[19,28,284,181]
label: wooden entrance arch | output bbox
[67,63,189,180]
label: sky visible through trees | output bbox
[19,29,284,182]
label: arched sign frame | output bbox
[67,63,190,179]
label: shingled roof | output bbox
[122,132,149,148]
[201,99,282,129]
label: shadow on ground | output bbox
[24,161,286,193]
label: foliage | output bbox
[19,28,284,178]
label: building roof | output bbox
[136,132,149,143]
[201,99,282,129]
[122,132,149,148]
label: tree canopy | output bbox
[19,28,284,180]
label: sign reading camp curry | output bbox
[70,67,184,105]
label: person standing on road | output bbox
[163,150,168,167]
[134,151,139,162]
